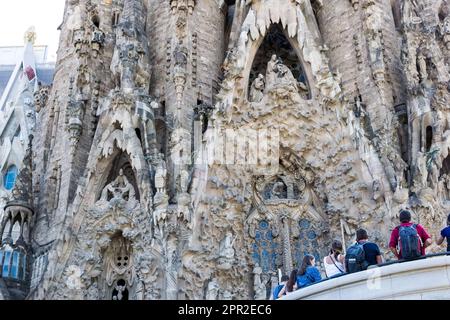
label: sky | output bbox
[0,0,66,62]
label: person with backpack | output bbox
[345,229,383,273]
[296,254,322,288]
[436,213,450,253]
[389,209,432,260]
[324,240,345,278]
[272,275,289,300]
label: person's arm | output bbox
[437,228,446,246]
[376,255,383,264]
[338,254,346,272]
[310,267,322,282]
[418,225,432,248]
[424,238,432,248]
[277,285,286,298]
[390,246,399,259]
[375,245,383,264]
[389,228,400,259]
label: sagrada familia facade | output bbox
[0,0,450,300]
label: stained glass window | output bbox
[10,251,19,279]
[252,220,278,273]
[2,251,11,277]
[3,166,18,191]
[294,218,321,266]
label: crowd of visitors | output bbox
[273,209,450,299]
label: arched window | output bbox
[3,165,18,190]
[251,220,278,273]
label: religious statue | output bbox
[217,231,236,270]
[441,174,450,201]
[253,264,267,300]
[112,281,128,300]
[416,151,428,188]
[276,62,298,88]
[100,169,136,203]
[265,54,280,88]
[442,16,450,49]
[417,51,428,82]
[388,152,408,189]
[154,154,167,194]
[205,279,219,300]
[179,168,190,194]
[249,74,265,102]
[271,181,286,199]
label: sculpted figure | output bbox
[179,168,190,194]
[154,154,167,194]
[416,151,428,188]
[276,62,298,89]
[271,181,286,199]
[265,54,279,88]
[442,16,450,49]
[217,231,236,269]
[250,74,265,102]
[253,264,266,300]
[205,279,219,300]
[442,174,450,200]
[100,169,135,202]
[417,51,428,82]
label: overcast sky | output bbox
[0,0,66,62]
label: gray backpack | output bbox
[398,224,422,260]
[345,242,369,273]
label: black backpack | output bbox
[345,242,369,273]
[398,224,422,260]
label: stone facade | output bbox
[1,0,450,300]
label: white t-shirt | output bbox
[323,254,344,278]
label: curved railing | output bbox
[280,253,450,300]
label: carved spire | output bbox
[5,136,34,212]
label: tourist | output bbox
[345,228,383,273]
[277,269,298,298]
[272,275,289,300]
[389,209,432,260]
[324,240,345,278]
[436,213,450,253]
[296,254,322,288]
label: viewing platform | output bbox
[281,254,450,300]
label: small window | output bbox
[112,12,120,27]
[11,251,19,279]
[3,165,18,190]
[2,251,11,277]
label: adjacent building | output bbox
[0,28,54,299]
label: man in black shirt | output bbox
[356,228,383,266]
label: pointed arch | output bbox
[243,21,315,100]
[248,23,311,100]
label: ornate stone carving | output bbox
[100,169,136,205]
[170,0,196,14]
[249,74,265,102]
[253,264,267,300]
[217,231,236,270]
[205,278,219,300]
